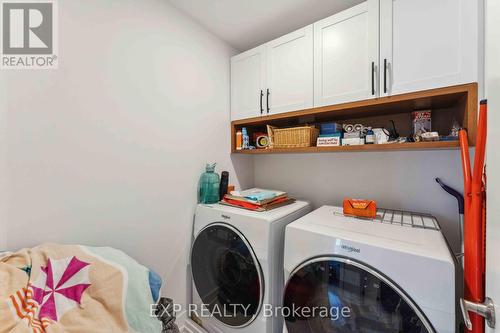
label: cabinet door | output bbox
[231,46,266,121]
[314,1,379,107]
[380,0,479,96]
[266,25,313,115]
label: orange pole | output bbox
[460,130,472,192]
[472,99,488,288]
[460,129,478,332]
[473,102,488,279]
[460,129,472,205]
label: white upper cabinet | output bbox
[266,25,313,115]
[379,0,480,96]
[230,27,314,120]
[314,1,379,107]
[231,45,266,121]
[230,0,481,121]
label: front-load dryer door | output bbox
[191,223,264,328]
[283,257,435,333]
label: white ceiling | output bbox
[169,0,364,51]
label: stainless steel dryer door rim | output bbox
[284,256,436,333]
[190,222,265,328]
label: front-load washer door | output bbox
[283,257,435,333]
[191,223,264,328]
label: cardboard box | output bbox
[343,199,377,218]
[412,110,432,135]
[320,123,342,135]
[342,137,365,146]
[317,135,341,147]
[343,131,362,139]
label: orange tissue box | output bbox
[343,199,377,218]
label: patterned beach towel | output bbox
[0,243,163,333]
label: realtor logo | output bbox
[1,0,58,69]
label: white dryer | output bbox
[190,201,311,333]
[283,206,457,333]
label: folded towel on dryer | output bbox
[228,188,287,204]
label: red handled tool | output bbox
[460,100,488,333]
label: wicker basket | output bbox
[267,125,320,149]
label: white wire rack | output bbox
[333,208,441,231]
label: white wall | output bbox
[485,1,500,330]
[254,150,465,252]
[0,0,254,314]
[0,53,6,250]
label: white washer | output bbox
[283,206,457,333]
[190,201,311,333]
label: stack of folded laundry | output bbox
[221,188,294,211]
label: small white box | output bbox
[317,136,341,147]
[342,137,365,146]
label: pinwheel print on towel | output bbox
[9,256,91,331]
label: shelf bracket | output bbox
[460,297,496,330]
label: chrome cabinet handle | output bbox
[371,62,375,95]
[260,90,263,114]
[266,89,270,114]
[384,59,388,94]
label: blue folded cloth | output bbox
[244,190,278,202]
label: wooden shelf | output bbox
[233,141,460,154]
[231,83,477,154]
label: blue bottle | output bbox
[365,128,375,144]
[198,163,220,204]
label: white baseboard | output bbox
[176,309,187,328]
[181,317,208,333]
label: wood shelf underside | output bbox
[231,83,477,154]
[232,83,477,126]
